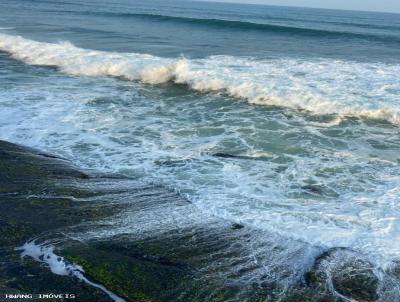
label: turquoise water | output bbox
[1,0,400,274]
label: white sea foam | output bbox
[18,241,125,302]
[1,33,400,124]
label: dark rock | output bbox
[307,247,379,302]
[212,152,273,161]
[387,260,400,280]
[301,184,339,198]
[301,185,323,195]
[231,223,244,230]
[154,158,190,167]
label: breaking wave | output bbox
[1,33,400,124]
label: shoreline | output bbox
[0,139,390,301]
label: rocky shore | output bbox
[0,140,396,301]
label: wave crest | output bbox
[1,33,400,125]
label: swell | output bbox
[109,12,400,41]
[43,9,400,43]
[1,33,400,125]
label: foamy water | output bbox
[18,241,125,302]
[1,33,400,124]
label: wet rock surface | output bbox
[0,140,128,301]
[0,140,397,301]
[306,248,379,302]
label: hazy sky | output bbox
[204,0,400,13]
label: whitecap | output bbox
[1,33,400,124]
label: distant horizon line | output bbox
[193,0,400,15]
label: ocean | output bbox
[1,0,400,300]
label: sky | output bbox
[203,0,400,13]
